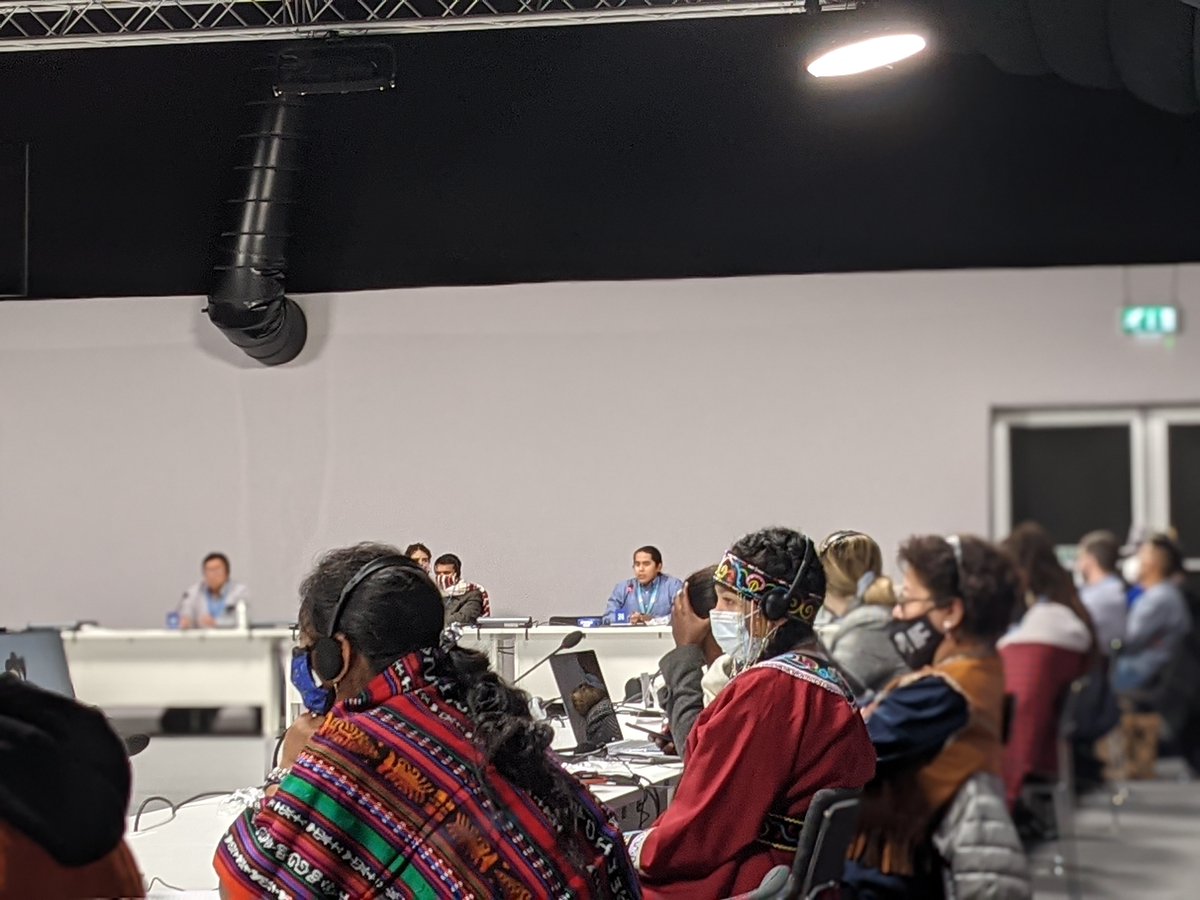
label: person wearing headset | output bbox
[628,527,876,899]
[815,530,909,698]
[215,543,639,900]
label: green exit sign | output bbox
[1121,305,1180,337]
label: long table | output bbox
[62,627,292,737]
[464,623,674,703]
[64,624,675,736]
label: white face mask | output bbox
[709,610,743,656]
[710,609,766,668]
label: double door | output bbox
[992,407,1200,594]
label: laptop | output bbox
[0,628,150,757]
[547,615,605,628]
[548,650,661,758]
[0,628,75,698]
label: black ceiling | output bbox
[1,12,1199,300]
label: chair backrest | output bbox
[1001,692,1016,744]
[790,787,862,900]
[1055,676,1089,790]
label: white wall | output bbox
[2,266,1198,628]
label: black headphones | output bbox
[310,554,425,683]
[760,535,818,622]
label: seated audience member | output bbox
[404,542,432,572]
[815,530,908,697]
[845,535,1028,900]
[656,565,734,757]
[1112,534,1192,779]
[0,676,145,899]
[433,552,491,623]
[178,551,248,629]
[1115,533,1191,694]
[999,523,1095,811]
[629,528,875,898]
[1074,530,1127,653]
[570,676,624,747]
[603,546,684,625]
[215,543,638,899]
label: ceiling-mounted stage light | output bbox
[807,32,927,77]
[802,1,930,79]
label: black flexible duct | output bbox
[206,92,307,366]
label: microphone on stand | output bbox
[513,630,584,685]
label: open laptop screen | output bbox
[549,649,625,748]
[0,629,75,698]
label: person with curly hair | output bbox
[628,527,876,899]
[845,535,1029,900]
[214,542,638,899]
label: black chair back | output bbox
[790,787,862,900]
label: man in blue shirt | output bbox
[1116,534,1190,693]
[1076,530,1128,653]
[178,552,249,629]
[602,546,683,625]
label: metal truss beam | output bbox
[0,1,850,52]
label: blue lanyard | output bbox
[636,579,658,615]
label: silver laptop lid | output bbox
[0,629,75,698]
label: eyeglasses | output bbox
[894,594,937,613]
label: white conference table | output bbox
[129,714,682,897]
[63,624,674,737]
[462,623,675,704]
[63,627,292,737]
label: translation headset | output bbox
[309,554,426,684]
[760,535,818,622]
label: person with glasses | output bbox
[844,535,1029,900]
[215,543,639,899]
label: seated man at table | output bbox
[164,552,252,733]
[178,552,250,629]
[433,553,491,624]
[603,546,684,625]
[0,674,145,898]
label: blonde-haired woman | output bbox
[815,530,908,697]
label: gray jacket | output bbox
[444,588,485,626]
[815,602,908,696]
[657,645,707,758]
[933,773,1031,900]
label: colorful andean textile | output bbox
[215,648,640,899]
[630,651,875,899]
[713,553,821,626]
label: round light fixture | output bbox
[806,33,927,78]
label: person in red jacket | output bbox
[628,527,876,899]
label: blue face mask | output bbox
[290,650,335,715]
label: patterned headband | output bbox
[713,551,823,626]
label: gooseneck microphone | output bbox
[512,630,584,685]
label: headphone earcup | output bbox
[761,588,788,622]
[311,637,345,684]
